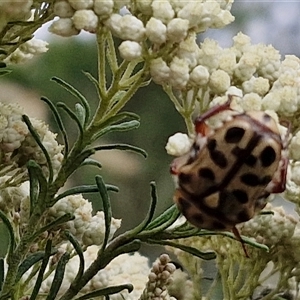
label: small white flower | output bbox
[209,69,231,94]
[72,9,98,33]
[151,0,175,23]
[145,17,167,45]
[165,133,192,156]
[169,57,190,89]
[176,33,199,68]
[289,131,300,161]
[291,162,300,186]
[118,41,142,61]
[48,18,79,37]
[261,92,281,112]
[166,18,189,43]
[53,0,74,18]
[20,39,48,55]
[234,51,261,82]
[198,38,221,70]
[150,58,170,85]
[218,49,236,75]
[68,0,93,10]
[94,0,114,17]
[0,0,32,21]
[4,49,33,65]
[104,13,122,36]
[239,93,262,111]
[119,15,145,41]
[277,86,298,116]
[189,65,210,87]
[242,76,270,96]
[232,32,252,59]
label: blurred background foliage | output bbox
[1,1,300,260]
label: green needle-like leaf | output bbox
[29,240,53,300]
[75,284,134,300]
[0,211,16,254]
[94,143,147,158]
[96,176,112,252]
[57,102,84,144]
[75,103,86,127]
[23,115,54,183]
[54,184,118,202]
[51,76,90,126]
[64,232,84,282]
[0,259,4,292]
[46,252,70,300]
[147,239,216,260]
[16,245,57,283]
[40,96,69,157]
[80,158,102,169]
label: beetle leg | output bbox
[232,226,249,258]
[195,96,233,135]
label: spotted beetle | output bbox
[170,96,290,255]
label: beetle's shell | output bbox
[173,111,283,231]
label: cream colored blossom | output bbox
[189,65,209,87]
[242,76,270,96]
[119,41,142,61]
[150,58,170,84]
[167,18,189,43]
[19,39,49,55]
[119,15,145,41]
[145,17,167,45]
[165,133,192,156]
[72,9,98,33]
[48,18,79,37]
[209,69,231,94]
[53,1,74,18]
[169,57,190,89]
[94,0,114,16]
[68,0,94,10]
[151,0,175,24]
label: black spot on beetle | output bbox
[237,210,250,222]
[189,213,204,226]
[211,221,226,230]
[179,173,192,184]
[245,154,257,167]
[261,175,272,185]
[241,173,261,186]
[198,168,215,181]
[232,189,248,204]
[225,127,245,143]
[207,139,228,168]
[177,197,191,212]
[260,146,276,167]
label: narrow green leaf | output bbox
[75,284,134,300]
[23,115,54,183]
[131,182,157,234]
[0,259,4,291]
[0,69,11,77]
[27,161,39,215]
[27,160,48,210]
[145,205,179,231]
[54,184,119,202]
[16,245,57,282]
[147,239,216,260]
[82,71,101,101]
[96,176,112,252]
[94,143,147,158]
[80,158,102,169]
[40,96,69,156]
[0,211,16,253]
[57,102,84,144]
[46,252,70,300]
[93,120,140,139]
[29,240,53,300]
[75,103,86,127]
[32,214,74,241]
[64,232,84,282]
[51,76,90,126]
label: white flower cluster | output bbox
[39,247,150,299]
[4,39,49,65]
[47,194,121,247]
[0,102,63,182]
[140,254,176,300]
[49,0,234,61]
